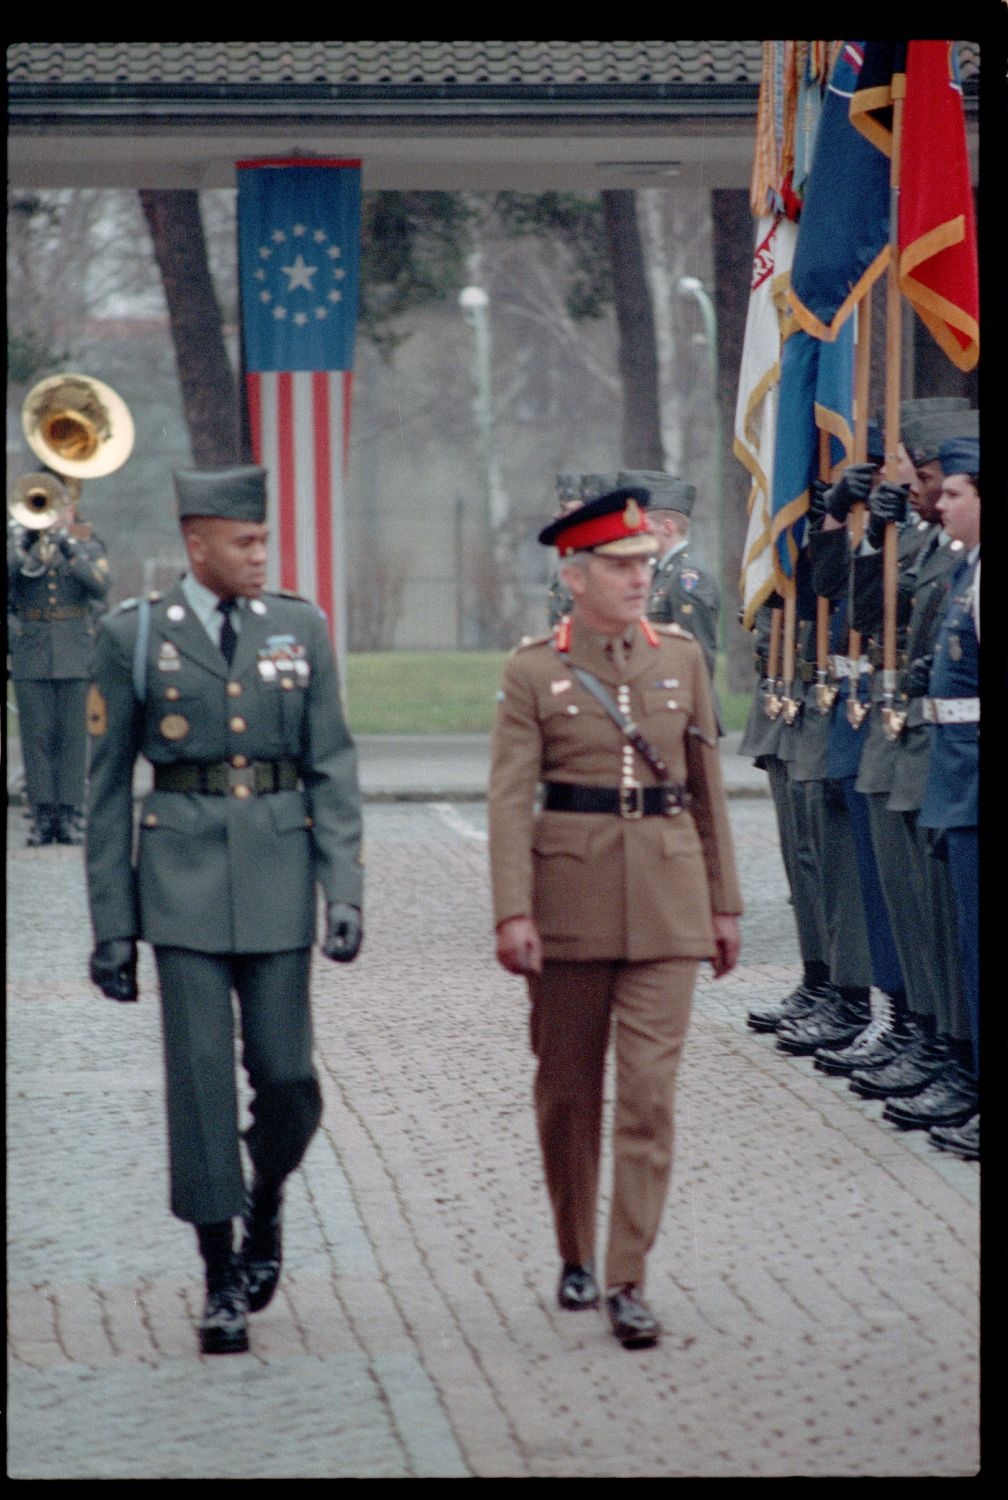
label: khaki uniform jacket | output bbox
[86,581,364,954]
[488,616,742,963]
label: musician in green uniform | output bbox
[84,465,364,1356]
[7,472,111,846]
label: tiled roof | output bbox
[6,40,982,93]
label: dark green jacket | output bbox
[86,581,364,953]
[7,526,111,679]
[646,546,719,677]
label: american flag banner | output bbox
[236,158,362,652]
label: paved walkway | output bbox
[6,742,981,1478]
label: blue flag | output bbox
[770,320,855,582]
[237,158,362,373]
[787,42,891,340]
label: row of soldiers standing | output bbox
[738,397,980,1162]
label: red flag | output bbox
[850,41,979,373]
[898,42,979,372]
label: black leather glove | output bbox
[89,939,139,1001]
[807,479,831,533]
[906,654,933,698]
[323,902,363,963]
[865,482,910,550]
[825,462,878,522]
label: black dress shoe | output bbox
[241,1185,284,1313]
[882,1065,978,1131]
[814,1020,914,1076]
[929,1114,980,1161]
[848,1031,949,1099]
[747,981,828,1033]
[199,1259,249,1354]
[54,807,84,845]
[25,808,57,847]
[606,1285,660,1349]
[558,1261,600,1310]
[776,990,870,1056]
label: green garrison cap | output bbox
[617,469,696,516]
[174,466,268,522]
[899,396,970,421]
[903,409,978,466]
[579,472,620,502]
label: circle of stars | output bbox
[254,223,347,325]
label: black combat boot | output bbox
[197,1220,249,1355]
[814,992,910,1076]
[240,1176,284,1313]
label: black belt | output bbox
[153,759,301,797]
[542,780,691,819]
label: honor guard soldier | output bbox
[84,465,365,1355]
[488,484,742,1349]
[7,470,112,846]
[632,471,720,681]
[894,436,980,1155]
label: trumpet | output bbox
[8,470,70,568]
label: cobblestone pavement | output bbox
[6,783,980,1478]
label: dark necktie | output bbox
[217,598,238,666]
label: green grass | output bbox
[346,650,509,734]
[346,650,751,735]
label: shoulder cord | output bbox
[132,597,151,703]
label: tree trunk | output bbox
[711,187,756,695]
[138,189,242,466]
[601,190,664,468]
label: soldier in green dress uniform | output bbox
[84,465,364,1355]
[7,472,112,846]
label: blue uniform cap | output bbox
[938,437,980,476]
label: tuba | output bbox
[21,372,134,484]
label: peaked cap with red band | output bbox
[538,485,658,558]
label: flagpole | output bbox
[881,85,905,733]
[813,429,835,715]
[765,601,784,719]
[845,294,872,728]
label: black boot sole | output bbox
[199,1326,250,1355]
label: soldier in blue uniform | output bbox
[84,466,365,1354]
[887,437,980,1155]
[7,473,111,845]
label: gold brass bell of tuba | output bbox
[21,372,135,483]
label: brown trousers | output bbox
[527,957,697,1290]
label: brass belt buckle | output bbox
[620,781,644,819]
[226,763,257,799]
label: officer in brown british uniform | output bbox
[487,484,742,1349]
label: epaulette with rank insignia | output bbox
[114,597,139,613]
[509,632,551,658]
[270,588,310,602]
[655,621,695,641]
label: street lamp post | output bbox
[677,275,726,652]
[459,284,508,645]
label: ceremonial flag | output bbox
[770,319,855,585]
[787,42,892,341]
[734,214,797,626]
[236,158,362,647]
